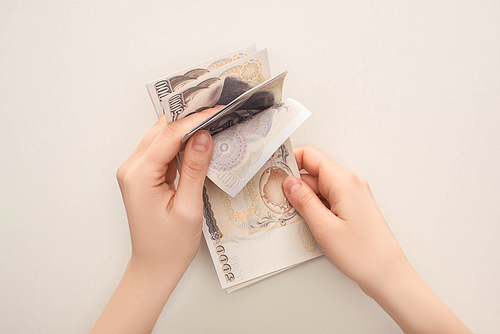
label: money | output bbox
[177,72,312,197]
[202,138,323,292]
[146,44,257,118]
[146,46,322,292]
[162,49,271,122]
[207,98,311,197]
[180,71,288,148]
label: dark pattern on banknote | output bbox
[203,185,222,242]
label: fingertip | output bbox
[157,115,167,124]
[283,176,302,195]
[191,130,212,153]
[175,131,212,205]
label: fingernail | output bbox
[283,176,301,195]
[192,131,211,152]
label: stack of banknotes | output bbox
[146,45,323,292]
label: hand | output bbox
[282,146,471,334]
[282,146,408,292]
[117,108,222,277]
[91,107,221,334]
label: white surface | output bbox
[1,1,499,333]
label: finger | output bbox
[174,131,213,221]
[283,176,341,234]
[132,116,167,159]
[300,173,320,195]
[294,146,346,177]
[299,174,331,209]
[117,116,168,179]
[140,107,221,179]
[294,146,361,210]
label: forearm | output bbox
[364,266,472,334]
[90,259,185,334]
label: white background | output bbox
[1,1,499,333]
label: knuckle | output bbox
[359,177,370,188]
[295,191,317,210]
[174,204,203,224]
[359,177,372,193]
[120,164,142,189]
[182,157,207,180]
[116,164,127,184]
[301,145,317,156]
[162,121,181,137]
[343,170,361,186]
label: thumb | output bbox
[283,176,337,232]
[175,131,213,216]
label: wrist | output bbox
[358,256,417,301]
[126,256,187,299]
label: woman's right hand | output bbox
[282,145,410,293]
[282,146,472,334]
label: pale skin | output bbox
[91,109,472,334]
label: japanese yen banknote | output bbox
[207,98,311,197]
[148,47,270,122]
[202,138,323,292]
[147,44,258,118]
[146,46,322,292]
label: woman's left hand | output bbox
[117,108,220,278]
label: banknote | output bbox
[202,138,323,292]
[177,73,311,197]
[146,46,321,292]
[181,71,288,146]
[146,44,257,118]
[162,49,271,122]
[207,98,311,197]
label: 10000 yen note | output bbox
[202,138,323,292]
[177,72,305,197]
[163,49,271,122]
[146,45,257,118]
[181,71,288,143]
[207,98,311,197]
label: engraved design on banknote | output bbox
[215,245,237,283]
[252,163,299,230]
[219,59,265,84]
[208,108,277,191]
[209,107,276,172]
[297,221,318,253]
[210,128,248,172]
[262,78,284,93]
[153,68,209,103]
[164,50,271,122]
[259,166,294,215]
[203,144,300,245]
[154,52,250,108]
[205,189,241,284]
[203,186,222,242]
[206,52,248,71]
[167,72,263,122]
[168,77,221,121]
